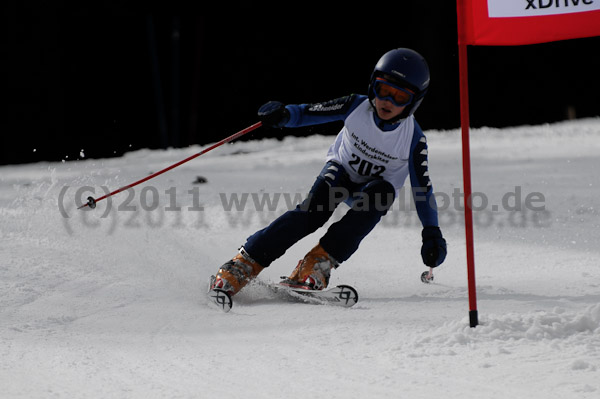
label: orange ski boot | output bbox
[210,247,264,296]
[281,244,339,290]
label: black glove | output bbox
[421,226,447,267]
[258,101,290,128]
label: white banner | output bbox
[488,0,600,18]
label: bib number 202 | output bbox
[348,154,385,178]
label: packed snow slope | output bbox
[1,118,600,399]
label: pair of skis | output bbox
[208,267,434,313]
[209,280,359,313]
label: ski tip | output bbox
[333,284,359,307]
[209,289,233,312]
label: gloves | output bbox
[258,101,290,128]
[421,226,447,267]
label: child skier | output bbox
[210,48,447,296]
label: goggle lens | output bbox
[374,78,414,107]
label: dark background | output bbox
[4,2,600,165]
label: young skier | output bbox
[210,48,447,296]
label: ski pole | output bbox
[78,121,262,209]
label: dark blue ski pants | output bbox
[244,161,396,267]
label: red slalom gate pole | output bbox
[78,121,262,209]
[457,0,479,328]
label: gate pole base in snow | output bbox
[469,310,479,328]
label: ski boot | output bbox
[280,244,339,290]
[210,247,264,296]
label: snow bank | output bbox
[419,304,600,345]
[1,118,599,399]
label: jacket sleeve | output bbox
[408,121,439,227]
[284,94,367,128]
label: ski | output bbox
[263,281,359,307]
[208,275,358,311]
[208,288,233,312]
[207,275,233,312]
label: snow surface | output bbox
[1,118,600,398]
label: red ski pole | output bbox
[78,121,262,209]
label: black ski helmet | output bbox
[369,48,430,120]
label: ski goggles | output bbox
[373,77,414,107]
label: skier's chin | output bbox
[377,108,395,120]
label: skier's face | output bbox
[374,97,406,120]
